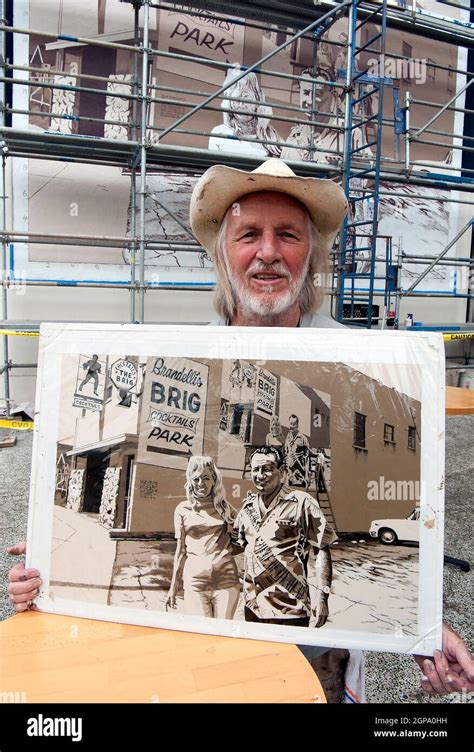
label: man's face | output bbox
[300,70,333,119]
[289,417,299,434]
[300,73,314,114]
[250,452,283,496]
[224,192,311,318]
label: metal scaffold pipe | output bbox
[0,0,10,417]
[411,138,474,153]
[3,280,214,291]
[0,75,141,102]
[139,0,151,323]
[411,80,474,141]
[152,126,344,157]
[4,64,347,113]
[410,98,474,116]
[4,107,137,132]
[0,25,141,53]
[405,220,474,295]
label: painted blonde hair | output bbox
[222,66,281,158]
[185,455,235,523]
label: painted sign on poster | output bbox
[72,353,106,411]
[110,358,139,391]
[254,367,277,418]
[138,356,209,466]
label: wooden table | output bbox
[0,611,325,704]
[445,386,474,416]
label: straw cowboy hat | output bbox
[190,158,348,259]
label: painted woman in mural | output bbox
[265,415,284,449]
[209,64,282,158]
[165,456,240,619]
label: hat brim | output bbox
[190,163,348,259]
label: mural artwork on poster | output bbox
[27,325,445,654]
[72,353,107,412]
[11,0,469,291]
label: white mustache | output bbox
[246,262,290,279]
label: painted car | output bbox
[369,508,420,544]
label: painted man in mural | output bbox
[284,414,310,487]
[280,66,342,164]
[78,354,101,396]
[233,446,335,629]
[280,63,374,274]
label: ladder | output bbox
[315,464,336,530]
[337,0,388,328]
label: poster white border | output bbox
[27,324,445,655]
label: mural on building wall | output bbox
[12,0,469,294]
[29,324,444,653]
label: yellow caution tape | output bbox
[0,419,34,430]
[443,332,474,341]
[0,329,39,337]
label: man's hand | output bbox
[312,598,329,628]
[415,623,474,696]
[6,541,41,612]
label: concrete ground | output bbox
[48,508,419,637]
[0,418,472,704]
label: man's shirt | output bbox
[233,485,337,620]
[83,360,101,372]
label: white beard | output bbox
[224,255,310,318]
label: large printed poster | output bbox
[27,324,445,654]
[11,0,470,290]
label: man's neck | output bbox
[259,483,283,509]
[231,304,301,328]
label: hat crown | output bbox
[252,158,297,179]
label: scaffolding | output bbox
[1,0,473,416]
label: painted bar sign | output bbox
[109,358,138,390]
[72,353,106,412]
[254,367,277,418]
[138,356,209,467]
